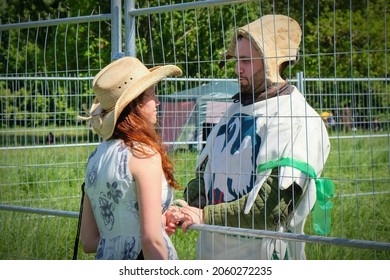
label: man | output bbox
[167,14,331,260]
[342,103,353,133]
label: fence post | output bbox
[111,0,123,60]
[124,0,136,57]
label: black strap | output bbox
[73,182,85,260]
[137,250,144,260]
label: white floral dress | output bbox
[85,139,178,260]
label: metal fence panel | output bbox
[0,0,389,260]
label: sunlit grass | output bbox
[0,136,389,259]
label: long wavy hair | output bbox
[112,93,180,190]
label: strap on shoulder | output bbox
[72,182,85,260]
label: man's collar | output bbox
[231,83,293,106]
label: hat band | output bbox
[77,103,115,129]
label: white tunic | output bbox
[197,87,330,259]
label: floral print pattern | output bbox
[106,181,123,204]
[125,198,140,220]
[88,168,97,186]
[98,193,115,230]
[123,237,138,260]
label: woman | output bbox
[78,56,182,260]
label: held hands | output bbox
[165,199,204,233]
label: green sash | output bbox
[258,158,334,235]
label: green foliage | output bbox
[298,0,390,78]
[1,0,389,129]
[135,1,274,78]
[1,0,388,78]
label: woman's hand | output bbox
[164,206,180,236]
[164,199,189,235]
[165,203,204,233]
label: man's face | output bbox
[235,37,265,95]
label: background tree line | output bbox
[0,0,388,129]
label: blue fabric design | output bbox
[210,113,261,204]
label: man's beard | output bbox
[239,69,266,97]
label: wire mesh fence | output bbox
[0,0,389,260]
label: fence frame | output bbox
[1,0,390,257]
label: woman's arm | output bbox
[80,195,100,253]
[129,150,168,260]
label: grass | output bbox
[0,133,389,260]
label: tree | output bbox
[1,0,388,129]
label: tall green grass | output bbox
[0,135,389,259]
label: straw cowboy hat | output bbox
[222,14,302,84]
[79,56,182,140]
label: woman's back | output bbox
[85,139,177,259]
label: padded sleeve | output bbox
[203,169,302,229]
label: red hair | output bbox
[112,94,180,190]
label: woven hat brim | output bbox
[90,64,182,140]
